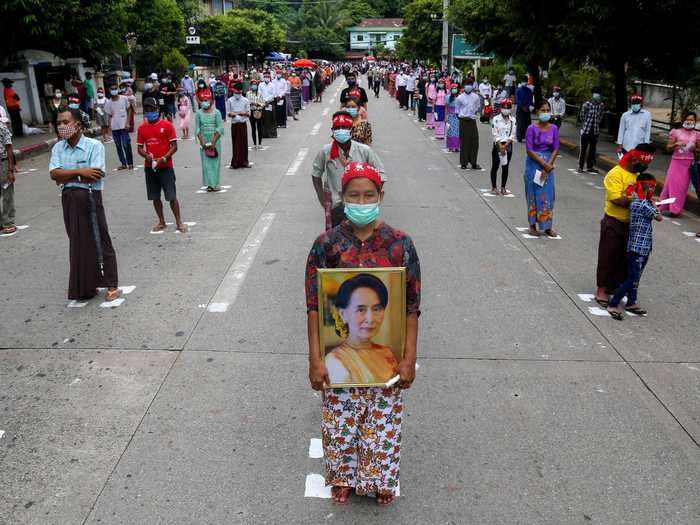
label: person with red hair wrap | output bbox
[305,161,421,507]
[311,111,385,229]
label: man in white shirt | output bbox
[226,82,251,169]
[547,86,566,127]
[490,99,516,195]
[616,94,651,154]
[405,71,416,111]
[258,73,277,138]
[396,70,408,109]
[478,77,493,98]
[271,71,287,128]
[454,83,482,169]
[503,69,517,96]
[104,82,134,169]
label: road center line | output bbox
[321,107,329,116]
[206,213,276,313]
[286,148,309,176]
[310,122,322,136]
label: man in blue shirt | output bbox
[49,108,120,302]
[515,76,534,142]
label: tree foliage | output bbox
[395,0,442,62]
[129,0,185,75]
[199,9,286,60]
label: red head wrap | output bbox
[198,90,212,101]
[620,148,654,167]
[341,161,382,189]
[631,94,643,103]
[329,113,355,160]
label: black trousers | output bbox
[459,118,479,167]
[490,144,512,188]
[373,81,380,97]
[579,132,598,169]
[398,86,408,108]
[8,108,23,137]
[275,99,286,127]
[250,117,263,145]
[516,108,531,141]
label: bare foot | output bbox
[331,486,351,505]
[176,223,188,233]
[105,288,121,302]
[377,491,395,506]
[151,223,166,232]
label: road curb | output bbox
[558,137,699,216]
[15,126,102,161]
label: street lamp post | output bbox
[430,1,451,73]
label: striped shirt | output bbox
[49,134,106,191]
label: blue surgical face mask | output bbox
[464,86,473,93]
[631,103,641,113]
[346,107,358,118]
[110,89,119,97]
[592,93,601,102]
[145,111,160,123]
[68,103,79,110]
[201,101,210,109]
[333,129,352,143]
[344,201,380,226]
[539,112,552,122]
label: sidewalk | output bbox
[556,118,699,215]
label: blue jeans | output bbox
[609,251,648,307]
[112,129,133,167]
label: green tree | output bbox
[130,0,186,75]
[394,0,441,62]
[162,49,189,79]
[344,0,380,24]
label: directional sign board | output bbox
[451,34,493,60]
[186,26,200,45]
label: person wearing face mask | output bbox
[246,80,265,149]
[434,81,447,140]
[104,83,134,170]
[455,82,482,170]
[48,89,67,137]
[311,112,385,229]
[340,73,368,108]
[416,75,427,122]
[616,94,650,156]
[213,78,228,121]
[523,100,560,237]
[226,83,251,169]
[271,71,288,128]
[489,99,516,195]
[180,71,195,109]
[445,85,461,152]
[136,98,187,233]
[503,68,517,97]
[547,86,566,127]
[494,84,507,107]
[313,67,325,103]
[258,73,277,139]
[658,111,698,216]
[594,144,656,306]
[345,98,372,146]
[515,76,534,142]
[196,78,211,104]
[577,87,604,174]
[175,88,191,140]
[289,72,302,117]
[426,75,438,130]
[396,69,408,109]
[478,77,492,99]
[49,109,120,302]
[195,92,224,192]
[305,161,421,507]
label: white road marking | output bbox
[206,213,275,313]
[479,189,515,198]
[286,148,309,176]
[310,122,322,136]
[97,286,135,295]
[594,185,604,190]
[522,233,540,239]
[0,430,4,439]
[196,189,228,194]
[16,225,29,230]
[329,97,336,104]
[305,474,332,498]
[595,386,607,393]
[577,293,595,302]
[67,300,88,308]
[0,230,18,237]
[672,221,681,226]
[308,438,323,459]
[100,298,125,308]
[682,231,695,237]
[322,108,329,116]
[687,365,699,371]
[516,227,529,232]
[588,306,610,316]
[199,186,231,190]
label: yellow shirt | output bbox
[325,343,398,386]
[603,165,637,222]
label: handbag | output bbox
[204,145,218,158]
[253,109,263,119]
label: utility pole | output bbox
[441,0,449,71]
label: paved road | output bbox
[1,78,699,525]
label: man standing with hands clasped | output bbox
[455,82,482,170]
[136,98,187,233]
[226,82,251,169]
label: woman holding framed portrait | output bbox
[305,162,421,506]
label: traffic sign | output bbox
[451,34,493,60]
[186,35,200,45]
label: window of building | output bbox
[356,34,364,41]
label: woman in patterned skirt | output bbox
[306,162,421,506]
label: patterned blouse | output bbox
[305,221,421,315]
[352,120,373,146]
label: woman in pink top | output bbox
[426,77,437,129]
[434,80,447,139]
[659,112,697,216]
[176,91,192,139]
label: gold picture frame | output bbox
[317,267,406,388]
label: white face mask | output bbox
[501,108,511,116]
[683,121,696,130]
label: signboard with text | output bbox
[451,34,493,60]
[186,26,200,45]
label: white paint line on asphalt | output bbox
[588,306,610,316]
[248,145,269,151]
[196,189,228,194]
[594,185,604,190]
[310,122,322,136]
[286,148,309,176]
[97,286,135,295]
[304,474,332,498]
[687,365,699,371]
[696,238,700,244]
[595,385,607,393]
[329,97,336,104]
[672,221,681,226]
[682,231,696,237]
[67,300,88,308]
[322,107,329,116]
[150,230,164,235]
[0,430,4,439]
[479,189,515,198]
[100,298,125,308]
[71,377,81,385]
[586,181,595,186]
[308,438,323,459]
[199,185,231,190]
[522,234,540,239]
[16,225,29,230]
[206,212,275,313]
[577,293,595,302]
[516,227,529,232]
[544,234,563,240]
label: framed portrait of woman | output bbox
[317,268,406,388]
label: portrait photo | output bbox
[317,268,406,388]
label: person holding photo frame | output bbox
[305,162,421,507]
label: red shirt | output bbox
[136,118,177,168]
[4,87,20,110]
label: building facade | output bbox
[346,18,405,53]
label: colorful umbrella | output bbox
[293,58,317,68]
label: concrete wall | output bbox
[0,72,30,123]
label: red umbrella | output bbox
[293,58,317,68]
[366,56,376,62]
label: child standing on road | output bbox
[607,174,661,320]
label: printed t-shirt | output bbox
[136,119,177,168]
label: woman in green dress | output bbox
[195,91,224,192]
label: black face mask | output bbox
[631,163,648,174]
[348,79,356,86]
